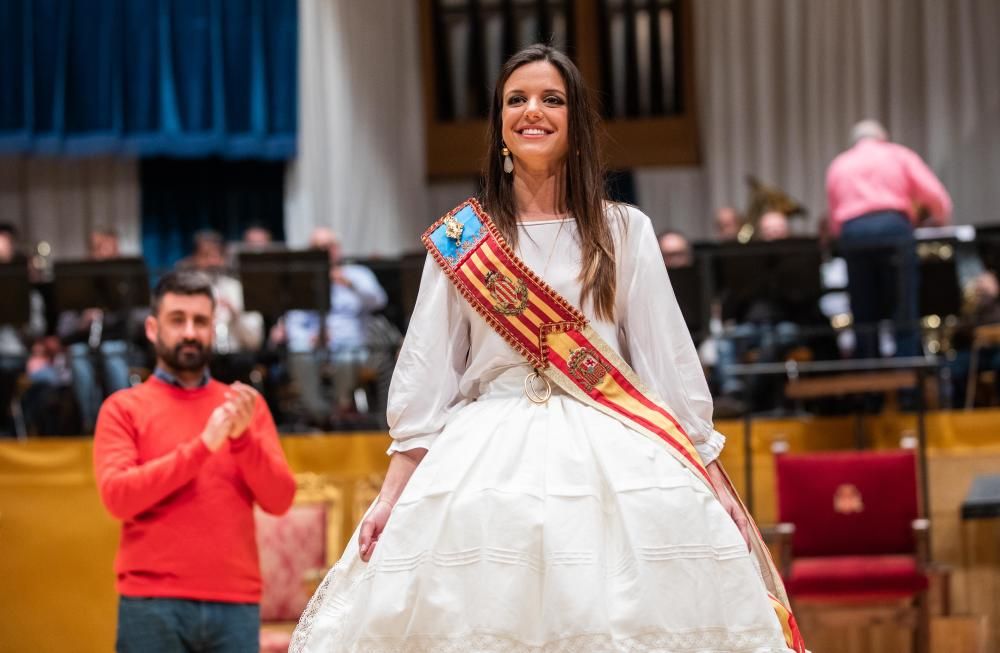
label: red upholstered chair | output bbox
[256,473,343,653]
[774,449,931,653]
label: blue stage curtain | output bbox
[141,157,286,275]
[0,0,297,159]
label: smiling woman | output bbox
[483,45,616,322]
[501,62,570,174]
[290,44,804,653]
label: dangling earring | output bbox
[501,145,514,174]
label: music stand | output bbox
[53,258,150,312]
[352,252,425,332]
[0,260,31,326]
[918,243,961,318]
[237,249,330,320]
[975,224,1000,275]
[710,238,824,323]
[667,264,707,338]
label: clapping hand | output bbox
[331,266,351,288]
[201,402,237,451]
[223,382,258,439]
[200,382,259,451]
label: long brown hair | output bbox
[481,44,617,321]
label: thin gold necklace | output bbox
[517,215,566,406]
[522,216,566,281]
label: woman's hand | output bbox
[356,448,427,563]
[359,499,394,562]
[706,461,752,551]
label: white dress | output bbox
[291,205,794,653]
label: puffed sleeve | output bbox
[619,211,726,464]
[385,254,471,454]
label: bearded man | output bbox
[93,269,296,653]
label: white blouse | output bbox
[385,204,726,464]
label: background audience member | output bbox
[180,230,264,379]
[714,206,743,241]
[0,224,26,434]
[271,227,388,428]
[756,210,791,242]
[57,228,139,432]
[0,223,15,262]
[949,271,1000,406]
[658,230,694,269]
[241,224,274,251]
[21,335,74,435]
[826,119,952,358]
[715,209,805,413]
[0,224,52,435]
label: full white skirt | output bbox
[291,373,794,653]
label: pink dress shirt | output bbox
[826,139,952,234]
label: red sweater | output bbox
[93,376,296,603]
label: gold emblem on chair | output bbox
[443,214,464,241]
[567,347,609,391]
[485,271,529,315]
[833,483,864,514]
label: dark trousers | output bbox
[0,355,25,435]
[67,340,131,432]
[117,596,259,653]
[839,211,920,359]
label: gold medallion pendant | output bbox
[524,370,552,404]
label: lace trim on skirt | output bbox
[347,628,790,653]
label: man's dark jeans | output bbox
[117,596,259,653]
[839,210,920,359]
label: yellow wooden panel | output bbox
[0,434,391,653]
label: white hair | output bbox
[850,119,889,145]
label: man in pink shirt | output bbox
[826,119,952,358]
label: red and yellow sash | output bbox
[423,198,806,652]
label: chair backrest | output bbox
[775,449,919,558]
[256,473,343,623]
